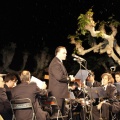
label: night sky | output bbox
[0,0,120,53]
[0,0,120,79]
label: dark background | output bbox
[0,0,120,49]
[0,0,120,80]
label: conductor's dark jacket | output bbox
[48,57,69,98]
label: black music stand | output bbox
[85,87,107,120]
[86,81,93,87]
[74,70,89,120]
[85,87,107,99]
[67,91,76,120]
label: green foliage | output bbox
[77,9,93,35]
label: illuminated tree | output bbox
[69,9,120,65]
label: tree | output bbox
[0,42,51,79]
[68,9,120,70]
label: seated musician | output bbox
[115,71,120,97]
[68,82,89,120]
[68,82,85,98]
[93,73,118,120]
[86,71,101,108]
[86,71,101,87]
[0,76,12,120]
[11,70,50,120]
[3,73,18,101]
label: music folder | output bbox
[85,87,107,99]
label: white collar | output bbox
[103,85,107,90]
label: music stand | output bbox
[67,91,76,120]
[85,87,107,99]
[75,69,89,83]
[74,70,89,120]
[85,87,107,120]
[86,81,93,87]
[74,69,89,99]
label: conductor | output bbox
[48,46,75,116]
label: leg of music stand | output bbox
[99,108,103,120]
[68,99,72,120]
[82,106,86,120]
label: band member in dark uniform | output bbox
[0,76,12,120]
[93,72,117,120]
[4,73,18,101]
[11,70,49,120]
[86,71,101,87]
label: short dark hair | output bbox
[4,73,17,82]
[115,71,120,76]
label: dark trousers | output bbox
[56,98,65,115]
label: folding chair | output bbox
[10,98,36,120]
[110,112,120,120]
[40,96,68,120]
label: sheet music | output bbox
[31,76,47,89]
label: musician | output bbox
[3,73,18,101]
[0,76,12,120]
[86,71,101,111]
[68,82,91,120]
[11,70,50,120]
[93,73,117,120]
[69,82,84,98]
[115,71,120,83]
[86,71,101,87]
[114,71,120,96]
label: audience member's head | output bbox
[4,73,17,88]
[20,70,31,83]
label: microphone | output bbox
[72,54,86,61]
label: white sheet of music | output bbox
[30,76,47,89]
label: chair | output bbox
[110,112,120,120]
[40,96,68,120]
[10,98,36,120]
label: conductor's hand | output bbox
[69,75,75,82]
